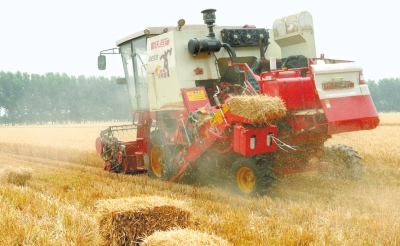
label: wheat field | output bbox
[0,114,399,245]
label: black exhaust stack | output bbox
[188,9,222,56]
[202,8,217,38]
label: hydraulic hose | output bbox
[222,43,241,73]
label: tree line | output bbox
[367,78,400,112]
[0,70,398,125]
[0,71,131,125]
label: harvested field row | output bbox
[0,122,133,152]
[377,112,400,125]
[141,228,232,246]
[0,114,400,245]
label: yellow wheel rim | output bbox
[150,144,164,178]
[236,167,256,194]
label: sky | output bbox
[0,0,398,82]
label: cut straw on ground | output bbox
[140,228,232,246]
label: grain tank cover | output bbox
[272,11,316,59]
[273,11,313,37]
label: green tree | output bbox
[367,80,382,111]
[0,71,131,125]
[378,78,400,112]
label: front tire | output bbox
[320,144,363,180]
[147,131,169,180]
[232,156,276,196]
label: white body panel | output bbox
[311,62,370,100]
[145,27,272,110]
[117,12,317,112]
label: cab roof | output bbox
[115,24,245,46]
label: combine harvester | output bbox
[96,9,379,195]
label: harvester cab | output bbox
[96,9,379,196]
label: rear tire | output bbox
[232,156,275,196]
[320,144,363,180]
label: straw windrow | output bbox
[228,94,286,124]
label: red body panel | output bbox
[321,95,379,134]
[260,76,319,111]
[184,129,219,162]
[233,125,277,156]
[181,87,210,112]
[100,61,380,180]
[120,141,146,173]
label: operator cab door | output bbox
[120,36,149,110]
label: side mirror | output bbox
[98,55,106,70]
[115,78,127,85]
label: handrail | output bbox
[227,61,258,95]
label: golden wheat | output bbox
[0,122,133,152]
[141,228,232,246]
[0,115,399,245]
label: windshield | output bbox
[120,36,149,110]
[134,49,147,85]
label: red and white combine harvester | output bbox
[96,9,379,195]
